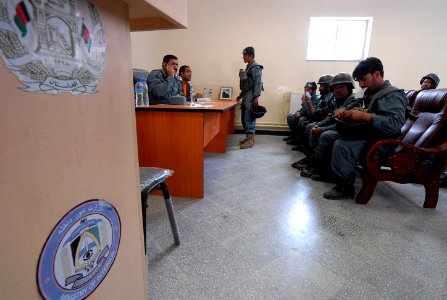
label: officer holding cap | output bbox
[237,46,264,149]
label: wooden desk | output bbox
[135,100,237,198]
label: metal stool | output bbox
[140,167,181,253]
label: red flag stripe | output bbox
[16,2,30,25]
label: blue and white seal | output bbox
[37,199,121,300]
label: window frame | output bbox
[306,17,373,62]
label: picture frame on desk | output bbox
[219,87,233,100]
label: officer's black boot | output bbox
[323,176,355,200]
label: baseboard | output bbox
[234,122,289,131]
[234,129,289,136]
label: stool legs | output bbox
[158,182,181,245]
[141,182,181,254]
[141,190,149,254]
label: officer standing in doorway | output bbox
[237,46,264,149]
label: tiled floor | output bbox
[145,134,447,300]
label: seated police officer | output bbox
[299,73,356,178]
[323,57,407,200]
[420,73,440,90]
[419,73,447,187]
[292,81,321,150]
[291,75,334,169]
[285,82,319,148]
[179,65,202,101]
[147,54,183,104]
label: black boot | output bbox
[300,155,319,177]
[300,168,319,178]
[323,176,355,200]
[440,172,447,188]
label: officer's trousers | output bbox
[241,91,256,134]
[331,139,368,180]
[314,130,340,171]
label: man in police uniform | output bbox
[291,75,334,168]
[419,73,447,187]
[420,73,440,90]
[299,73,356,177]
[237,47,264,149]
[284,82,319,146]
[323,57,407,200]
[147,54,183,104]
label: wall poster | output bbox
[0,0,106,95]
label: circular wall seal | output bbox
[0,0,106,95]
[37,199,121,300]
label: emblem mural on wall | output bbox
[0,0,106,95]
[37,199,121,300]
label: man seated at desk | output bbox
[179,65,202,101]
[147,54,183,104]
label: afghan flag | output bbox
[14,1,30,37]
[81,23,92,52]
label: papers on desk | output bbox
[189,103,214,108]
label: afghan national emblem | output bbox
[0,0,106,95]
[37,199,121,300]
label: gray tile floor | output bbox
[145,134,447,300]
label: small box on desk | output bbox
[168,96,186,105]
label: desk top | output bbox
[135,100,238,112]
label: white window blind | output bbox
[306,17,373,61]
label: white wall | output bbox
[132,30,163,69]
[131,0,447,130]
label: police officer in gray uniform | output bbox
[147,54,183,104]
[291,75,334,168]
[323,57,407,200]
[299,73,356,177]
[237,47,264,149]
[420,73,440,90]
[419,73,447,187]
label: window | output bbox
[306,17,373,61]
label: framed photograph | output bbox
[219,87,233,99]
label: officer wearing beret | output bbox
[237,47,264,149]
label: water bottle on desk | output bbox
[209,88,213,100]
[135,78,146,107]
[142,80,149,106]
[189,85,196,106]
[190,91,196,106]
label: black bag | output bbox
[335,118,371,140]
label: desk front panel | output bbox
[135,101,236,198]
[136,110,204,198]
